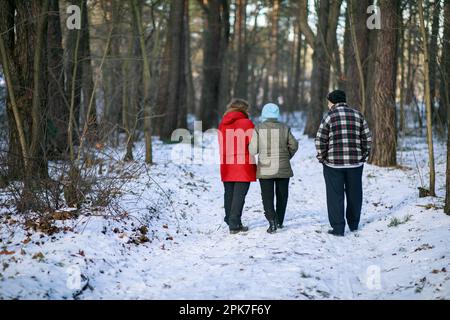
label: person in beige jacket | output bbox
[249,103,299,233]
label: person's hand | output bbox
[317,155,324,163]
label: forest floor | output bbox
[1,117,450,300]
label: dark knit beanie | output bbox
[327,90,347,104]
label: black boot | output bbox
[276,217,284,229]
[327,229,344,237]
[230,224,249,234]
[267,220,277,234]
[239,224,249,232]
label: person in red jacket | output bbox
[218,99,257,234]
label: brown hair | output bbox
[224,98,250,116]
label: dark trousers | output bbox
[323,164,364,234]
[259,178,290,224]
[224,182,250,230]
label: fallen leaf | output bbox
[95,143,105,150]
[139,226,148,235]
[0,250,15,255]
[32,252,45,260]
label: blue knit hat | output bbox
[260,103,280,122]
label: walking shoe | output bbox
[327,229,344,237]
[275,217,283,229]
[230,225,249,234]
[239,224,249,232]
[267,220,277,234]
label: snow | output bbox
[1,118,449,300]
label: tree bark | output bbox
[345,0,370,112]
[268,0,280,103]
[233,0,249,100]
[131,0,152,164]
[289,23,302,110]
[399,14,406,133]
[429,0,440,118]
[364,19,378,129]
[160,0,187,140]
[369,0,399,167]
[199,0,229,129]
[80,0,97,142]
[418,0,436,196]
[102,0,122,146]
[185,0,196,117]
[0,1,49,179]
[302,0,331,138]
[30,0,49,175]
[47,0,68,159]
[0,1,30,178]
[123,0,143,161]
[443,0,450,213]
[440,1,450,126]
[65,0,85,158]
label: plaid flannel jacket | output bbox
[315,103,372,166]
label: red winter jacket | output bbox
[218,111,257,182]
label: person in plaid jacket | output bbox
[315,90,372,237]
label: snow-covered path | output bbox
[1,127,449,299]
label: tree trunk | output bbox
[290,23,302,110]
[47,0,68,159]
[131,0,152,164]
[185,1,196,117]
[268,0,280,103]
[30,0,49,174]
[440,1,450,125]
[299,36,308,108]
[160,0,187,140]
[443,0,450,213]
[303,0,331,138]
[364,20,378,129]
[399,14,406,133]
[233,0,249,100]
[418,0,436,196]
[123,0,143,161]
[154,12,171,137]
[199,0,229,129]
[345,0,370,112]
[324,0,342,96]
[103,0,122,146]
[405,2,417,107]
[0,1,49,179]
[429,0,441,119]
[80,0,97,142]
[369,0,399,167]
[65,0,86,158]
[218,1,231,116]
[122,33,134,161]
[0,1,30,179]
